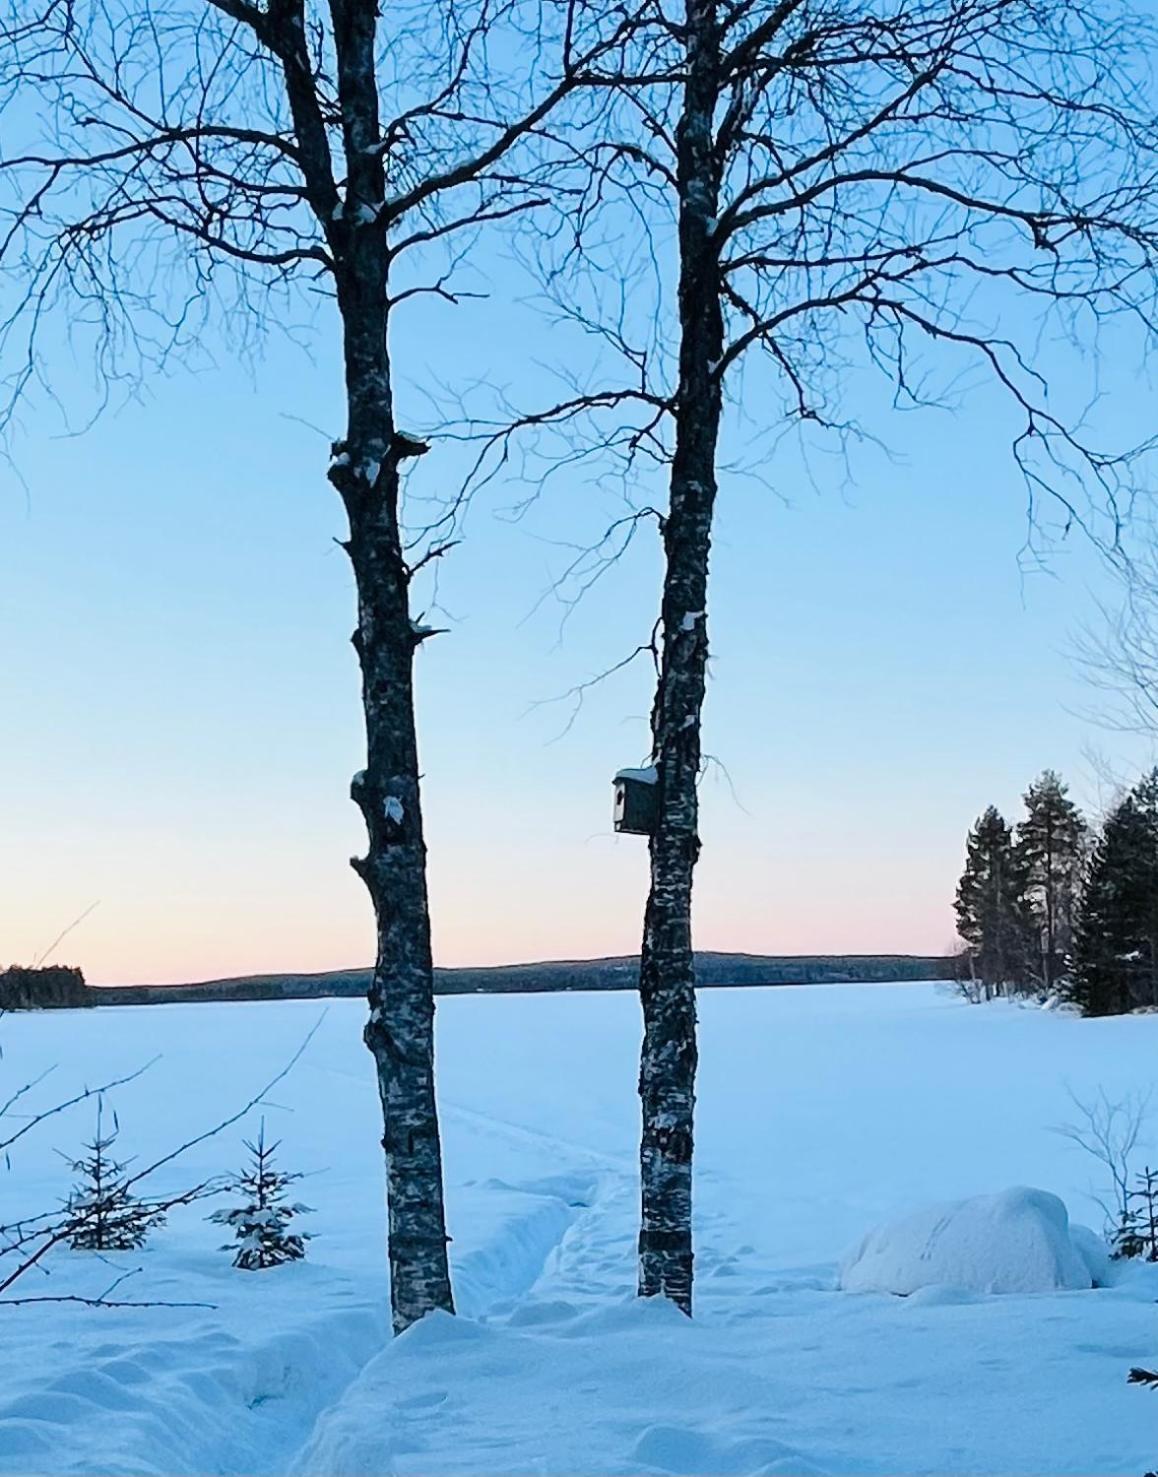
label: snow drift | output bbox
[840,1187,1104,1296]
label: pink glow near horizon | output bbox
[8,859,957,987]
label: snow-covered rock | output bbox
[840,1187,1098,1296]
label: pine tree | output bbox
[1072,771,1158,1016]
[1017,771,1088,995]
[64,1103,165,1251]
[210,1123,312,1270]
[955,806,1035,998]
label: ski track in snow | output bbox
[6,986,1158,1474]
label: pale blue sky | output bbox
[1,241,1154,984]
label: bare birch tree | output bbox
[475,0,1158,1313]
[0,0,636,1332]
[1076,529,1158,737]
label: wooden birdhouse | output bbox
[613,766,659,835]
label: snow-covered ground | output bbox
[3,983,1158,1475]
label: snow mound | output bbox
[840,1188,1097,1296]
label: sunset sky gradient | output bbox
[2,256,1154,985]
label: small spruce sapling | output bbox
[210,1121,312,1270]
[1114,1165,1158,1261]
[64,1100,165,1251]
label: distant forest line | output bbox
[66,954,953,1009]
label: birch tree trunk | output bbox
[326,0,454,1336]
[637,0,723,1316]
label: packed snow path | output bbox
[3,985,1158,1475]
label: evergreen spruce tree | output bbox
[1072,771,1158,1016]
[210,1123,312,1270]
[1113,1166,1158,1261]
[955,806,1035,998]
[64,1103,165,1251]
[1017,771,1088,995]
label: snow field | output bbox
[2,984,1158,1475]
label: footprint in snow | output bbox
[394,1389,450,1410]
